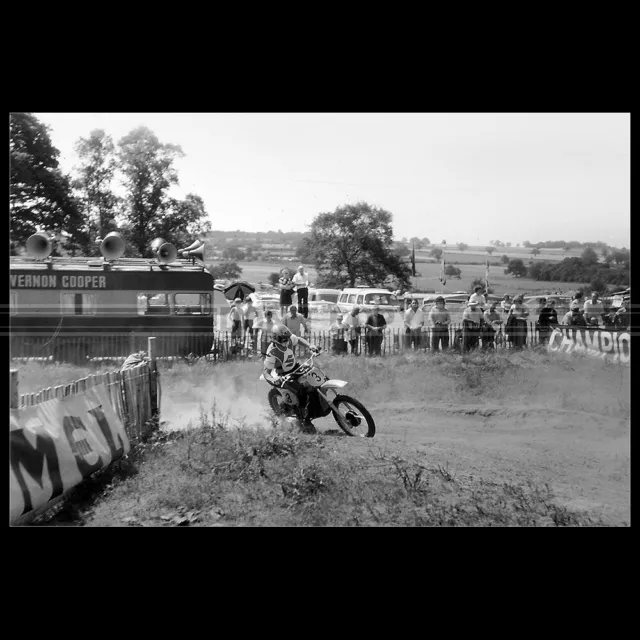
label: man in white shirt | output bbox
[462,301,484,351]
[403,299,424,349]
[343,306,362,355]
[429,296,451,351]
[242,297,259,353]
[469,285,487,311]
[583,291,604,326]
[292,265,310,319]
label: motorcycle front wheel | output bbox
[332,395,375,438]
[268,388,295,417]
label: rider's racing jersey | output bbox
[264,335,300,375]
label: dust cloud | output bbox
[159,368,274,432]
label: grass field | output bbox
[235,260,581,299]
[25,348,630,527]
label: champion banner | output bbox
[10,385,130,522]
[547,328,630,365]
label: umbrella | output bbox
[223,281,256,301]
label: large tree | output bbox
[152,193,212,252]
[117,126,185,256]
[303,201,411,289]
[10,112,87,254]
[72,129,120,253]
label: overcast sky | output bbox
[34,112,630,248]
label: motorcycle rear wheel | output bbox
[332,395,375,438]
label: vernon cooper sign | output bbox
[10,274,108,289]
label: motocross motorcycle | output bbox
[259,349,375,437]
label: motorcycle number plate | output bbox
[301,370,326,388]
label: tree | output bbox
[505,242,512,247]
[501,254,510,264]
[303,201,412,289]
[581,247,598,267]
[469,277,492,294]
[530,247,541,259]
[431,246,443,261]
[393,241,410,257]
[441,239,447,245]
[10,112,87,254]
[523,240,531,248]
[458,242,468,252]
[223,246,246,261]
[117,126,185,256]
[409,236,424,250]
[207,261,242,280]
[506,258,527,277]
[444,264,461,279]
[295,235,314,262]
[72,129,120,252]
[486,246,495,255]
[601,246,610,259]
[268,272,280,287]
[421,237,430,246]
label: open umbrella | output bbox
[223,281,256,301]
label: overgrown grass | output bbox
[54,413,610,527]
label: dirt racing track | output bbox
[351,400,629,525]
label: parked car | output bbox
[337,287,401,325]
[307,288,341,304]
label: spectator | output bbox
[508,295,529,349]
[278,268,294,318]
[343,306,362,355]
[613,304,630,332]
[570,290,584,311]
[404,299,424,350]
[482,301,503,350]
[283,305,307,355]
[292,265,310,319]
[469,285,487,312]
[255,310,276,354]
[462,301,483,351]
[364,305,386,356]
[243,297,259,353]
[537,298,559,346]
[501,294,512,315]
[228,298,245,354]
[329,313,349,355]
[561,306,587,327]
[429,296,451,352]
[583,291,605,326]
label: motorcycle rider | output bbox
[263,324,320,431]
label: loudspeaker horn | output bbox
[26,232,53,259]
[99,231,126,260]
[178,239,204,255]
[151,237,178,264]
[184,243,205,262]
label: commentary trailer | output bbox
[9,232,228,362]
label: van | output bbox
[337,287,401,324]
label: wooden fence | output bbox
[11,338,160,445]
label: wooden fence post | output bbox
[11,369,19,410]
[148,336,158,416]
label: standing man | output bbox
[279,268,294,319]
[364,306,386,356]
[501,294,512,316]
[228,298,245,355]
[482,301,504,349]
[403,299,424,350]
[583,291,605,327]
[329,313,349,355]
[255,309,276,355]
[537,298,559,345]
[429,296,451,352]
[343,306,362,355]
[462,300,484,351]
[469,285,487,312]
[292,265,310,319]
[243,296,259,354]
[283,305,307,355]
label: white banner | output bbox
[547,328,630,365]
[10,385,130,522]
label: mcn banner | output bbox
[10,385,130,522]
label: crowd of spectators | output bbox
[225,283,630,358]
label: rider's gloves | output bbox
[311,345,320,354]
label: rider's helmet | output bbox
[272,324,292,347]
